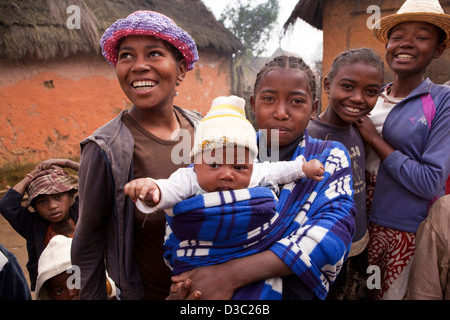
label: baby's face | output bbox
[194,146,253,192]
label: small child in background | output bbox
[125,96,324,213]
[35,235,80,300]
[307,48,384,300]
[124,95,325,299]
[0,159,79,292]
[35,235,116,300]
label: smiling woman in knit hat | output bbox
[355,0,450,300]
[71,11,204,300]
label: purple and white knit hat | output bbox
[100,11,199,70]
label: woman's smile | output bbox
[131,80,157,91]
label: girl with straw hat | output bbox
[355,0,450,300]
[373,0,450,47]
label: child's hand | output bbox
[35,159,67,170]
[355,115,377,143]
[124,178,161,206]
[166,279,201,300]
[34,159,80,172]
[303,159,325,182]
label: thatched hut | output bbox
[284,0,450,107]
[0,0,242,171]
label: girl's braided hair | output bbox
[327,48,384,82]
[253,55,317,101]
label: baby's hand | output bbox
[303,159,325,182]
[124,178,161,206]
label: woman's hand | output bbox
[170,264,236,300]
[167,251,292,300]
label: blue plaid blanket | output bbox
[164,131,356,299]
[164,186,285,299]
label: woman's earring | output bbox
[174,81,181,96]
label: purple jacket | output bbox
[371,78,450,233]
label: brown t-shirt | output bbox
[123,109,194,299]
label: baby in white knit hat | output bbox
[124,95,324,212]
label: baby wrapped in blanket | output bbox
[125,95,327,299]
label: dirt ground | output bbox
[0,213,35,299]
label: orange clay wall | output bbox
[0,50,232,170]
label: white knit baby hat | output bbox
[191,95,258,161]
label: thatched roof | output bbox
[283,0,324,31]
[0,0,243,62]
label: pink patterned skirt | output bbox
[368,224,416,299]
[366,172,416,299]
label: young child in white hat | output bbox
[35,235,80,300]
[35,235,116,300]
[125,95,325,212]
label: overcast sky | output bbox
[201,0,323,67]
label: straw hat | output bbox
[373,0,450,48]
